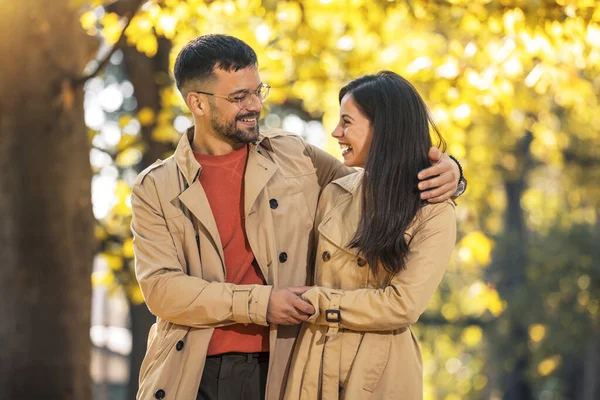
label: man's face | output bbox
[205,67,263,144]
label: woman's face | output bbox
[331,93,373,168]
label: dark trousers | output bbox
[197,352,269,400]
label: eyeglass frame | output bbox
[192,83,271,109]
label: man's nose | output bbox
[245,94,262,113]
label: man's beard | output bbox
[210,110,260,144]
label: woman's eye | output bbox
[343,119,351,125]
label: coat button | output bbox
[154,389,166,399]
[279,252,288,263]
[269,199,279,209]
[357,258,367,267]
[176,340,184,351]
[322,251,331,262]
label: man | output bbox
[132,34,465,400]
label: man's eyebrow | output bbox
[229,88,250,95]
[229,83,264,95]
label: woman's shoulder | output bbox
[317,171,363,216]
[418,199,456,221]
[329,170,364,194]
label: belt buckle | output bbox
[325,309,341,323]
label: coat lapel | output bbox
[317,172,363,256]
[178,180,225,272]
[244,145,278,218]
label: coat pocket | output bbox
[138,324,189,392]
[355,332,392,393]
[139,323,160,386]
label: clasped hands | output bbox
[266,287,315,325]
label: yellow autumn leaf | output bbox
[115,180,131,203]
[461,325,483,347]
[112,201,132,218]
[102,253,124,271]
[485,288,505,317]
[118,114,133,128]
[94,225,107,241]
[152,124,179,143]
[115,147,143,168]
[538,355,561,376]
[137,34,159,57]
[156,14,178,39]
[125,14,154,44]
[100,12,124,45]
[138,107,156,126]
[529,324,547,343]
[80,10,97,31]
[460,231,494,266]
[129,284,146,305]
[116,134,138,152]
[441,303,459,322]
[91,270,115,287]
[122,238,135,259]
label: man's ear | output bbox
[187,92,207,117]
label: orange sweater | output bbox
[194,145,269,356]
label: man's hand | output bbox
[266,287,315,325]
[417,147,460,203]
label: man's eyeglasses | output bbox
[193,83,270,110]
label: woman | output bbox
[284,71,457,400]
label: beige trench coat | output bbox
[131,128,352,400]
[284,171,457,400]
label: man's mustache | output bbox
[237,113,260,121]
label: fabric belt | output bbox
[206,352,269,363]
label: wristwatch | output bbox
[448,155,467,197]
[454,177,467,197]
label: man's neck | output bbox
[191,125,244,156]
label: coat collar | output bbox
[173,127,279,277]
[174,127,276,187]
[317,171,364,256]
[331,169,364,195]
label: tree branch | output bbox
[403,0,417,18]
[72,0,146,87]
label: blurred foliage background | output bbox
[76,0,600,399]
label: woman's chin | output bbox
[342,155,363,168]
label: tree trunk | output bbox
[490,131,534,400]
[106,2,174,397]
[582,323,600,400]
[0,1,95,398]
[122,35,174,399]
[123,36,174,168]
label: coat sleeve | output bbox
[131,174,272,328]
[304,142,356,189]
[302,201,456,332]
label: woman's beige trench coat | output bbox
[132,128,352,400]
[284,171,457,400]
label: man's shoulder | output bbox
[259,129,307,150]
[134,155,177,187]
[259,128,298,139]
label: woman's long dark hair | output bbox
[342,71,446,275]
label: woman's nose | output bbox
[331,124,343,138]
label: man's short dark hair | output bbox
[174,34,258,92]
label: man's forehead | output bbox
[212,67,261,90]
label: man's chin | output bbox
[237,126,259,143]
